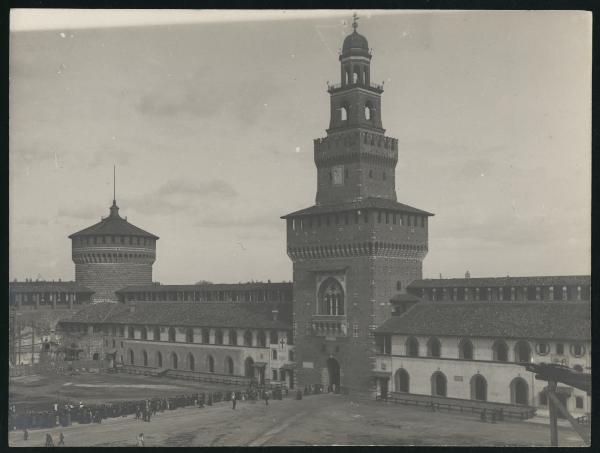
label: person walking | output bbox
[137,433,145,447]
[45,433,54,447]
[264,390,270,406]
[23,429,28,441]
[232,392,237,410]
[58,432,65,447]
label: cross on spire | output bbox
[352,12,359,31]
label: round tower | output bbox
[69,198,159,303]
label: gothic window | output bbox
[168,327,176,342]
[186,328,194,343]
[318,278,345,316]
[406,337,419,356]
[352,70,359,84]
[244,330,253,346]
[154,327,161,341]
[570,343,585,357]
[365,104,372,121]
[458,338,474,360]
[141,327,148,340]
[562,286,568,300]
[215,330,224,345]
[470,374,487,401]
[257,331,266,347]
[128,326,134,339]
[492,339,509,361]
[427,337,441,357]
[229,329,238,345]
[202,329,210,344]
[514,340,532,363]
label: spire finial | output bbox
[352,12,359,31]
[113,165,116,204]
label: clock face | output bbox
[332,165,344,185]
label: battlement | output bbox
[314,131,398,166]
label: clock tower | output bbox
[283,17,433,393]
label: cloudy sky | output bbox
[9,10,591,284]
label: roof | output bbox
[376,301,591,341]
[389,293,424,303]
[116,282,293,294]
[408,275,590,289]
[69,201,158,239]
[281,197,434,219]
[60,302,292,330]
[342,30,369,56]
[9,281,94,294]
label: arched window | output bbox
[340,106,348,121]
[170,352,178,370]
[154,327,161,341]
[244,330,253,346]
[395,368,410,393]
[458,338,474,360]
[406,337,419,357]
[536,342,549,356]
[92,352,99,361]
[510,377,529,405]
[318,278,345,316]
[156,351,163,367]
[188,353,195,371]
[202,329,210,344]
[215,330,224,345]
[431,372,447,397]
[141,327,148,340]
[352,70,359,84]
[270,331,278,344]
[514,340,531,363]
[168,327,176,343]
[257,331,266,347]
[427,337,441,357]
[128,326,134,339]
[229,330,238,345]
[207,355,215,373]
[186,328,194,343]
[128,349,135,365]
[492,339,509,362]
[225,356,234,375]
[365,105,372,121]
[142,350,148,366]
[470,374,487,401]
[570,343,585,357]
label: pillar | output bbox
[34,293,39,309]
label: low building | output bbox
[374,301,590,418]
[57,301,295,387]
[407,275,591,302]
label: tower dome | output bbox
[342,31,369,55]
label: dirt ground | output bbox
[8,383,588,447]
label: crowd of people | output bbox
[9,384,286,435]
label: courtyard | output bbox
[8,372,587,447]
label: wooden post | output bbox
[547,381,559,446]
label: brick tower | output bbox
[69,190,158,303]
[282,17,433,393]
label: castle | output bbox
[10,19,590,418]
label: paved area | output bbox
[8,393,588,447]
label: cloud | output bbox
[14,216,50,226]
[57,205,102,220]
[156,180,237,198]
[88,147,133,169]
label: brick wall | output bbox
[75,263,153,302]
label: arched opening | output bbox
[510,377,529,405]
[229,330,238,345]
[207,355,215,373]
[514,340,531,363]
[186,328,193,343]
[431,372,447,397]
[352,70,359,84]
[327,357,341,386]
[459,338,474,360]
[168,327,176,343]
[140,327,147,340]
[215,330,223,345]
[156,351,163,367]
[395,368,410,393]
[492,339,509,362]
[470,374,487,401]
[225,356,234,375]
[318,278,345,316]
[188,353,195,371]
[244,330,253,346]
[142,350,148,366]
[128,349,134,365]
[171,352,178,370]
[427,337,441,357]
[154,326,161,341]
[244,357,254,378]
[128,326,134,339]
[257,331,266,347]
[92,352,99,361]
[364,105,372,121]
[340,106,348,122]
[406,337,419,357]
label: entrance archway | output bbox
[395,368,410,393]
[470,374,487,401]
[431,371,447,397]
[510,377,529,405]
[327,357,341,387]
[244,357,255,378]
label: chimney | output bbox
[465,271,471,279]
